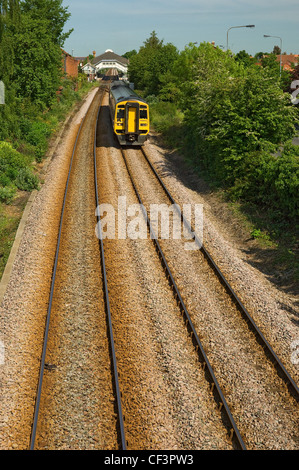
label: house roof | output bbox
[255,54,299,71]
[279,54,299,71]
[82,62,96,69]
[92,50,129,66]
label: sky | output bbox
[62,0,299,58]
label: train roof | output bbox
[110,80,147,104]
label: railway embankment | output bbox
[0,87,100,449]
[0,81,98,284]
[133,38,299,292]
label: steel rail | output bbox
[93,91,127,450]
[29,89,102,450]
[140,147,299,402]
[120,148,247,451]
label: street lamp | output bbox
[226,24,255,51]
[263,34,282,76]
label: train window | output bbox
[117,107,125,119]
[140,109,148,119]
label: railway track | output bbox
[29,84,298,450]
[29,85,123,450]
[93,92,126,450]
[119,148,246,450]
[94,98,239,450]
[116,144,299,449]
[138,146,299,402]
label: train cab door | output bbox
[128,107,137,133]
[126,103,139,135]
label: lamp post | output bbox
[226,24,255,51]
[263,34,282,77]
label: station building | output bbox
[79,49,129,78]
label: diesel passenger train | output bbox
[109,80,150,146]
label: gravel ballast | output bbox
[0,89,298,450]
[0,88,99,449]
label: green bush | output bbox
[150,100,184,133]
[175,43,299,219]
[15,167,39,191]
[0,173,11,187]
[0,186,16,203]
[0,142,28,172]
[268,148,299,217]
[20,119,51,162]
[131,39,299,220]
[0,141,39,197]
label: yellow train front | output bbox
[109,80,150,146]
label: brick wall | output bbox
[62,50,80,77]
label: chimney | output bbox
[93,50,96,58]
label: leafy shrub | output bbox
[268,148,299,217]
[0,173,11,187]
[175,43,299,219]
[0,142,28,172]
[15,167,39,191]
[20,119,51,162]
[0,186,16,203]
[0,141,39,197]
[250,228,271,241]
[150,101,183,133]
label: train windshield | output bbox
[117,106,125,119]
[140,108,148,119]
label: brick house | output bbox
[61,50,80,78]
[279,54,299,71]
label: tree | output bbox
[254,52,263,60]
[0,0,74,106]
[273,45,281,55]
[21,0,73,46]
[5,0,74,107]
[122,50,137,60]
[260,52,290,89]
[13,12,62,106]
[177,43,297,188]
[128,31,179,96]
[0,0,21,83]
[235,50,255,67]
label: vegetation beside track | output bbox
[0,0,96,279]
[128,33,299,286]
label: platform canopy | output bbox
[92,49,129,74]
